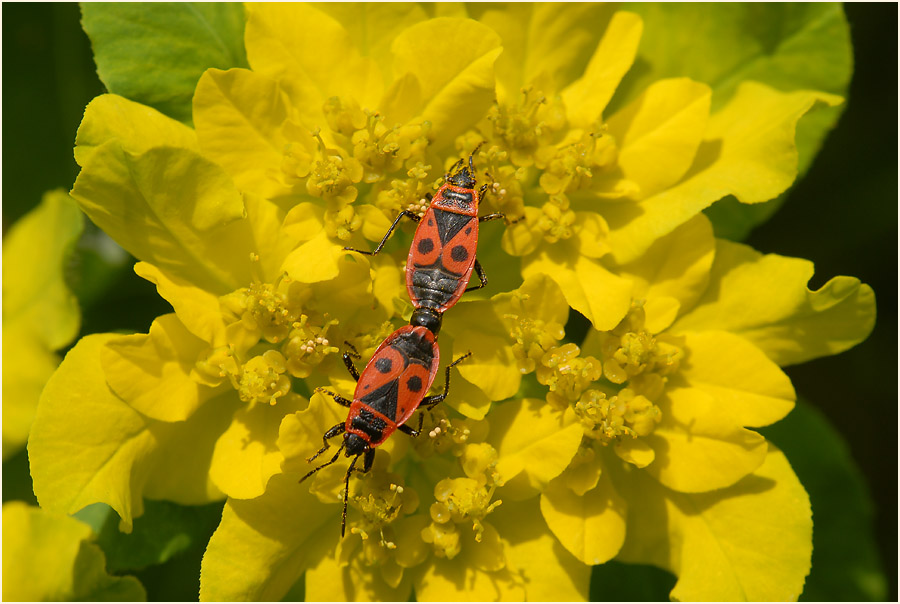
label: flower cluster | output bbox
[28,4,874,602]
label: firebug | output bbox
[302,324,470,536]
[345,145,509,331]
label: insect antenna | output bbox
[341,454,361,537]
[299,439,346,484]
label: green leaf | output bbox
[2,502,146,601]
[613,3,852,239]
[761,400,887,601]
[81,3,248,124]
[96,500,224,573]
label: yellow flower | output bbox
[27,4,875,602]
[450,213,873,599]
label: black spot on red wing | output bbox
[451,245,468,262]
[375,357,393,373]
[428,218,434,226]
[465,227,472,234]
[418,238,435,254]
[406,375,423,392]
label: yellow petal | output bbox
[194,68,292,199]
[277,391,346,476]
[573,211,611,259]
[281,201,326,243]
[481,4,618,102]
[199,474,336,601]
[615,437,655,468]
[3,190,83,349]
[522,249,633,330]
[492,399,583,488]
[607,78,711,199]
[645,386,767,492]
[313,3,428,73]
[673,239,876,366]
[210,394,304,500]
[281,230,342,284]
[444,374,492,421]
[561,11,643,127]
[490,496,591,600]
[617,214,715,332]
[679,331,795,427]
[29,335,230,532]
[357,203,393,242]
[102,314,219,422]
[306,549,412,601]
[415,556,525,601]
[442,299,522,402]
[243,192,297,283]
[540,469,627,565]
[71,141,252,293]
[2,327,59,459]
[2,502,145,601]
[391,18,502,149]
[606,83,843,264]
[74,94,197,167]
[500,206,544,257]
[244,4,383,119]
[617,446,812,601]
[2,190,83,459]
[134,262,228,345]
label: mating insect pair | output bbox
[301,146,507,536]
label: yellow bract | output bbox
[2,502,145,601]
[2,190,82,459]
[25,3,877,602]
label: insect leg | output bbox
[478,212,506,223]
[464,259,488,293]
[340,453,361,537]
[398,418,421,438]
[420,351,473,410]
[343,210,421,256]
[306,422,346,463]
[300,434,347,483]
[316,387,353,408]
[341,344,361,381]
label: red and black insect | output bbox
[345,145,507,332]
[302,324,470,536]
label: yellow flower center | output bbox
[505,313,565,374]
[322,96,367,137]
[232,350,292,406]
[536,342,603,410]
[537,130,617,194]
[574,388,661,444]
[596,303,684,385]
[535,194,577,243]
[487,88,565,167]
[194,345,239,385]
[423,476,502,557]
[242,279,305,344]
[281,314,340,378]
[345,466,422,569]
[375,162,433,217]
[324,203,362,241]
